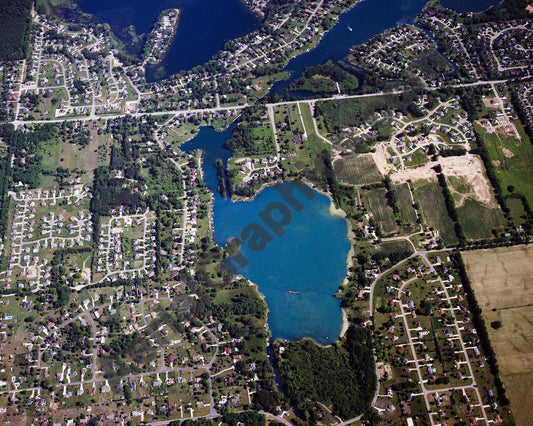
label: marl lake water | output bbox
[181,126,351,344]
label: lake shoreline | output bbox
[143,8,180,69]
[226,177,354,343]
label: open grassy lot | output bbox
[505,196,528,227]
[277,103,332,177]
[413,181,457,246]
[475,123,533,207]
[39,129,109,186]
[457,199,506,240]
[403,147,429,167]
[314,94,410,134]
[333,154,383,186]
[287,103,305,135]
[298,102,326,149]
[378,239,413,256]
[362,187,398,235]
[463,246,533,426]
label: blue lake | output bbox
[269,0,504,95]
[77,0,261,82]
[270,0,430,95]
[182,126,350,344]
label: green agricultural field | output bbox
[457,199,506,240]
[395,183,418,230]
[363,187,399,235]
[413,181,457,246]
[333,154,383,185]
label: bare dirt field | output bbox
[463,245,533,426]
[482,97,500,108]
[391,154,495,206]
[372,143,394,176]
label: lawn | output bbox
[413,181,457,246]
[299,102,327,151]
[276,103,331,176]
[362,187,399,236]
[463,246,533,426]
[333,154,383,186]
[403,148,429,167]
[505,197,527,227]
[287,104,305,135]
[379,239,413,256]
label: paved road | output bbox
[12,78,513,130]
[12,104,247,128]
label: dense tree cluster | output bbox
[290,61,359,95]
[302,60,348,82]
[215,158,227,198]
[434,166,466,246]
[263,0,295,20]
[226,106,274,157]
[314,92,425,134]
[213,293,266,321]
[90,166,144,216]
[275,326,376,421]
[1,123,57,188]
[223,411,266,426]
[0,0,32,60]
[465,0,531,24]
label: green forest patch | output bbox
[290,60,359,94]
[0,0,32,60]
[274,326,375,421]
[314,91,421,134]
